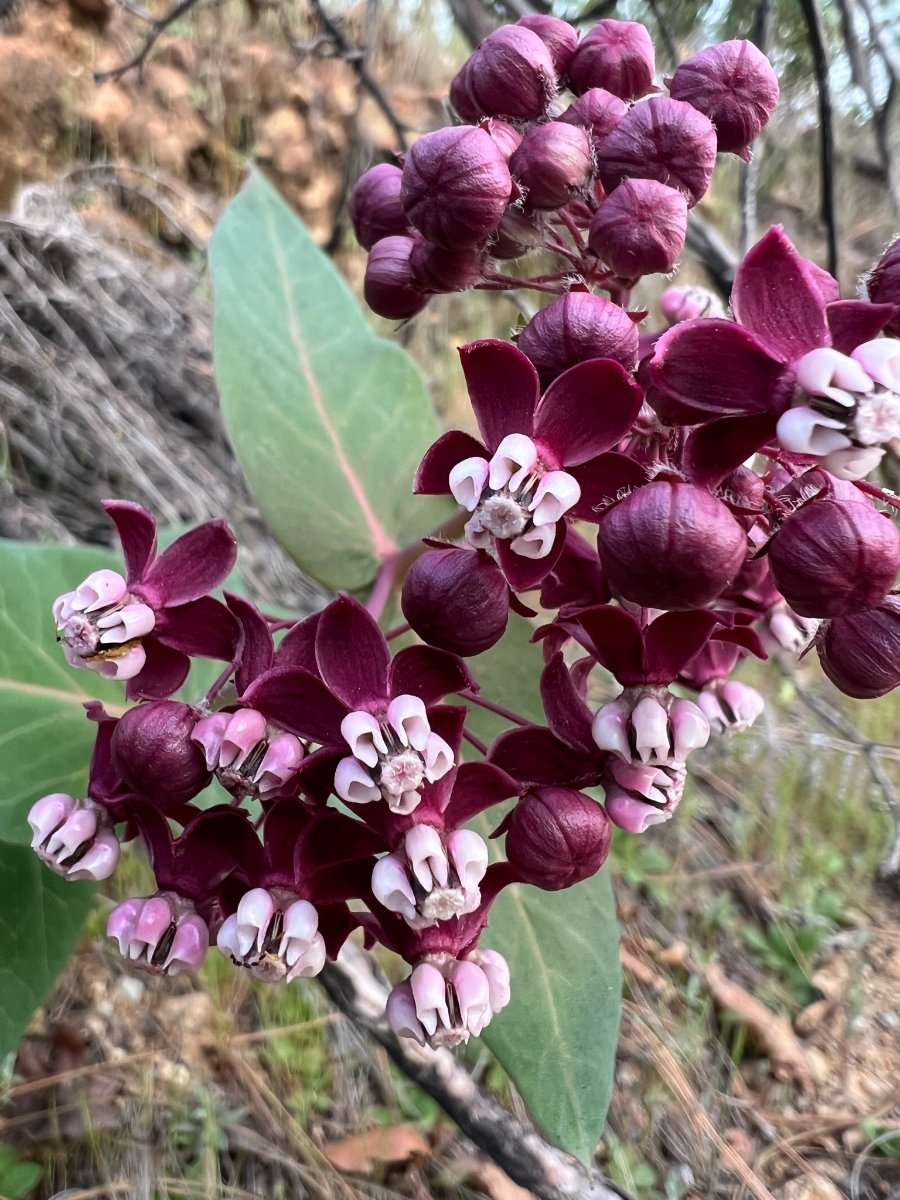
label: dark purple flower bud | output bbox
[509,121,594,211]
[455,26,557,122]
[402,547,509,656]
[517,291,639,388]
[363,236,428,320]
[588,178,688,276]
[481,117,523,159]
[568,19,656,101]
[350,163,408,251]
[768,499,900,619]
[596,97,718,207]
[516,14,579,75]
[489,209,546,261]
[112,700,211,807]
[597,482,747,609]
[504,787,611,890]
[866,237,900,337]
[558,88,628,151]
[410,240,484,293]
[667,40,779,159]
[816,594,900,698]
[401,126,514,249]
[449,58,480,123]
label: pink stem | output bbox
[366,554,400,622]
[462,729,488,756]
[461,689,531,727]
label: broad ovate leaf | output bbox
[210,172,448,592]
[468,616,622,1162]
[0,539,122,844]
[0,844,95,1058]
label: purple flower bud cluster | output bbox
[26,47,900,1055]
[351,20,780,317]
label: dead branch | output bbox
[795,0,839,277]
[94,0,205,82]
[319,942,634,1200]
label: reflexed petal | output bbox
[126,639,188,701]
[316,595,391,709]
[568,604,644,684]
[649,319,789,417]
[441,760,519,825]
[226,593,274,693]
[102,500,158,585]
[415,430,490,495]
[567,452,647,522]
[154,596,238,661]
[140,520,238,607]
[533,357,643,466]
[459,340,541,452]
[826,299,895,354]
[388,645,476,706]
[643,610,720,682]
[540,651,595,754]
[274,611,321,675]
[498,521,565,591]
[731,226,830,361]
[686,412,778,487]
[244,667,348,745]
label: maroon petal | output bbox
[244,667,349,745]
[488,725,604,787]
[177,807,265,894]
[533,358,643,466]
[649,320,788,418]
[388,645,476,704]
[540,525,610,610]
[567,603,644,683]
[442,761,519,826]
[274,611,321,675]
[140,519,238,608]
[731,226,829,361]
[293,744,346,804]
[129,800,176,880]
[318,903,360,959]
[712,622,768,659]
[496,520,566,592]
[459,339,541,452]
[315,595,390,710]
[686,412,777,487]
[296,812,386,877]
[226,593,274,693]
[126,639,190,701]
[84,702,123,801]
[540,651,595,754]
[825,300,895,354]
[103,500,158,586]
[427,703,468,758]
[568,452,647,521]
[643,610,719,681]
[414,429,489,495]
[155,596,238,662]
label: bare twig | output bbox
[318,943,634,1200]
[739,0,772,255]
[685,212,739,299]
[94,0,205,82]
[795,0,839,277]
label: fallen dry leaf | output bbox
[449,1155,534,1200]
[324,1123,430,1173]
[704,961,813,1090]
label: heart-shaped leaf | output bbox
[0,539,122,844]
[210,173,448,592]
[0,843,94,1059]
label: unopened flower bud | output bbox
[517,291,639,388]
[816,594,900,698]
[596,97,718,206]
[558,88,628,151]
[28,793,120,881]
[866,237,900,336]
[509,121,594,211]
[112,700,210,807]
[588,178,687,276]
[350,163,408,250]
[597,482,747,609]
[402,547,509,656]
[667,40,779,158]
[409,240,484,293]
[568,19,656,101]
[364,236,428,320]
[454,26,557,121]
[516,14,579,74]
[401,126,514,249]
[505,787,611,889]
[768,499,900,618]
[107,892,208,975]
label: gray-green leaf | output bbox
[210,172,448,592]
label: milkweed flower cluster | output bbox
[28,17,900,1051]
